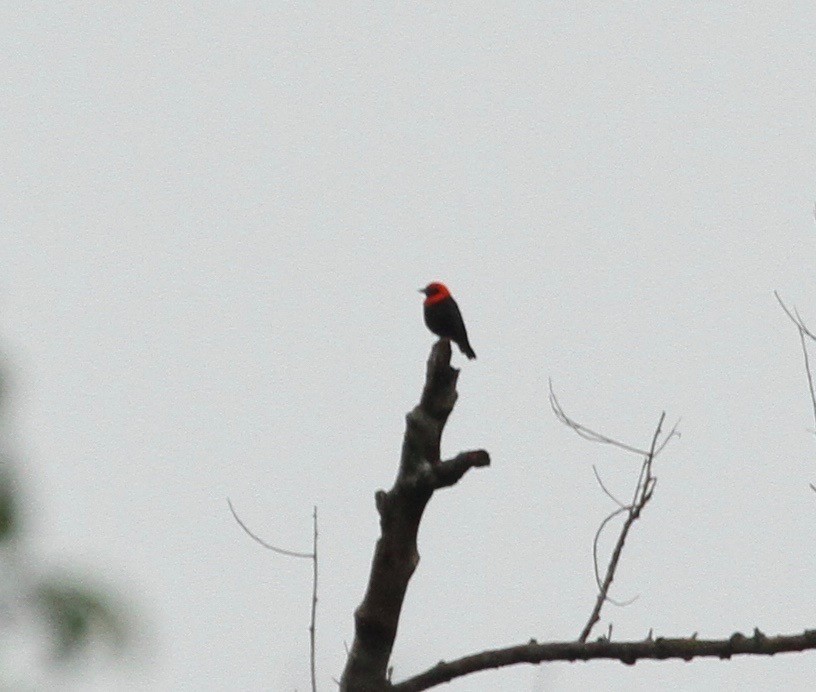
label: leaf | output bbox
[0,469,18,542]
[34,577,128,660]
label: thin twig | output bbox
[549,383,677,634]
[550,380,680,457]
[310,506,318,692]
[653,418,681,458]
[799,328,816,431]
[227,498,318,690]
[549,382,651,456]
[794,305,816,340]
[592,506,627,590]
[577,412,667,642]
[775,290,800,330]
[776,290,816,341]
[775,291,816,429]
[227,498,314,559]
[591,505,639,607]
[592,465,625,508]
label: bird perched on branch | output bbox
[419,282,477,359]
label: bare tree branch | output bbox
[590,506,639,608]
[592,465,625,508]
[591,506,627,592]
[798,328,816,431]
[339,340,489,692]
[310,506,318,692]
[776,291,816,430]
[547,385,677,642]
[227,499,314,559]
[578,412,667,642]
[391,629,816,691]
[549,381,679,458]
[228,499,318,692]
[549,381,652,456]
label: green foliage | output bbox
[34,578,129,659]
[0,468,17,543]
[0,357,133,673]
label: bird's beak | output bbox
[418,287,427,294]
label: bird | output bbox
[419,282,476,359]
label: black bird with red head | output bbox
[419,282,476,360]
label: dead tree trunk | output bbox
[339,340,489,691]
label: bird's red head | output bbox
[419,282,451,306]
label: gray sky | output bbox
[3,3,816,690]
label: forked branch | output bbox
[548,384,679,641]
[579,411,669,641]
[776,290,816,430]
[228,499,318,692]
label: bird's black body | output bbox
[421,282,476,359]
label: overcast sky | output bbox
[3,4,816,690]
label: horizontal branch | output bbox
[392,629,816,691]
[434,450,490,489]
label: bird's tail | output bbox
[460,341,477,360]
